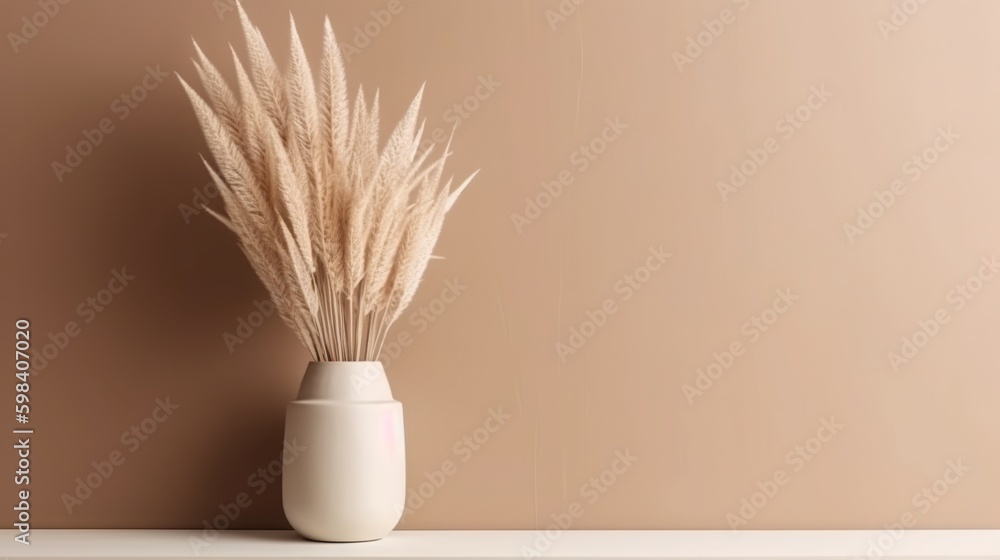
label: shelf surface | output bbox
[2,529,1000,559]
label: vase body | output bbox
[283,361,405,542]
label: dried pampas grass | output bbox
[179,2,476,361]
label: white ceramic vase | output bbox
[282,361,405,542]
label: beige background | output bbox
[1,0,999,530]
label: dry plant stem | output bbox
[366,310,378,359]
[346,292,355,360]
[358,309,367,361]
[364,310,378,360]
[323,277,336,360]
[366,314,376,360]
[180,1,475,363]
[355,283,366,359]
[318,277,333,360]
[322,277,333,360]
[365,315,374,359]
[335,287,345,359]
[342,292,353,360]
[371,304,393,359]
[327,279,342,360]
[369,309,384,358]
[375,306,390,354]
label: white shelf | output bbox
[2,530,1000,559]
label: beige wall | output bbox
[2,0,999,530]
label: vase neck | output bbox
[296,361,393,402]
